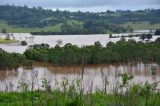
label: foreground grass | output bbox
[0,89,160,106]
[0,73,160,106]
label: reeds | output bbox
[0,66,160,106]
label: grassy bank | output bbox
[0,91,159,106]
[0,38,17,44]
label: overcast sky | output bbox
[0,0,160,12]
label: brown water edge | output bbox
[26,61,160,74]
[0,61,159,92]
[0,61,159,79]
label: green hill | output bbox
[0,5,160,34]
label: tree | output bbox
[155,29,160,35]
[126,25,133,32]
[56,39,63,46]
[2,28,7,33]
[155,37,160,42]
[94,41,102,48]
[140,34,146,41]
[146,34,152,40]
[21,41,27,46]
[109,33,112,38]
[5,34,10,40]
[106,42,114,47]
[139,34,153,41]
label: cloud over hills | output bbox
[1,0,160,11]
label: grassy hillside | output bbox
[123,22,160,30]
[1,21,160,33]
[0,21,62,33]
[0,20,86,33]
[2,5,160,34]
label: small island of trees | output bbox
[1,37,160,69]
[24,38,160,65]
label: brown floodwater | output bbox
[0,33,159,53]
[0,62,160,92]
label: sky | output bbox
[0,0,160,12]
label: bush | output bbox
[21,41,27,46]
[0,49,30,69]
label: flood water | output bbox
[0,62,159,92]
[0,33,160,92]
[0,33,159,53]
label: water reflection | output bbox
[0,62,159,92]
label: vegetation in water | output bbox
[21,41,28,46]
[1,3,160,106]
[1,36,160,69]
[0,49,31,69]
[0,38,16,44]
[24,37,160,66]
[0,72,160,106]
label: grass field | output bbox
[123,22,160,30]
[0,20,84,33]
[0,84,160,106]
[1,21,160,33]
[0,21,62,33]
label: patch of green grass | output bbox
[0,21,62,33]
[66,20,84,29]
[123,22,160,30]
[0,90,160,106]
[67,20,84,25]
[0,38,17,44]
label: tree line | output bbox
[1,5,160,27]
[30,24,129,35]
[1,37,160,69]
[0,49,31,69]
[24,37,160,66]
[2,35,160,69]
[1,5,160,34]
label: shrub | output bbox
[21,41,27,46]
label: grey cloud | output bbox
[0,0,160,10]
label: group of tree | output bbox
[2,36,160,69]
[109,33,153,40]
[1,5,160,34]
[31,23,129,35]
[24,37,160,66]
[1,28,7,33]
[139,34,153,41]
[1,5,160,27]
[0,49,31,69]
